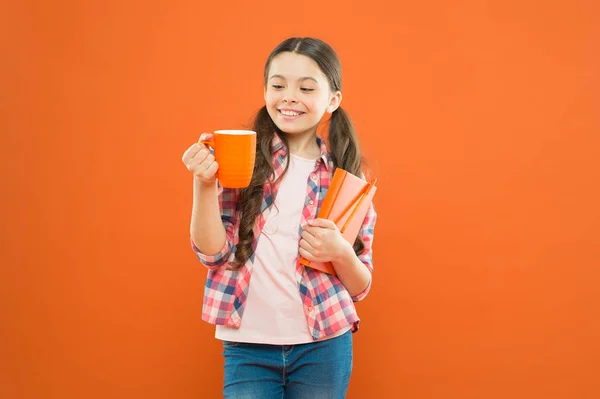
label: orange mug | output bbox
[201,130,256,188]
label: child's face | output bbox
[265,52,341,136]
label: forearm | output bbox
[332,243,371,297]
[190,178,227,255]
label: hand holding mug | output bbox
[182,133,219,185]
[182,130,256,188]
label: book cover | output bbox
[299,168,377,276]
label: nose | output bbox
[282,87,298,104]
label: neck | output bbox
[280,129,321,159]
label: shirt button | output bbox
[311,174,317,181]
[308,306,314,313]
[308,200,314,205]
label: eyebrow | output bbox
[269,74,319,84]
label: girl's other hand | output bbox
[300,219,353,263]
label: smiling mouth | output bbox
[278,109,305,117]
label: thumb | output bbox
[199,132,213,143]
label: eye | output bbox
[301,88,314,92]
[272,84,284,89]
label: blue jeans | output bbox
[222,330,353,399]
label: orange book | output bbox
[300,168,377,276]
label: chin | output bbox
[275,123,319,136]
[274,117,319,134]
[275,124,306,134]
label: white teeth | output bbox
[281,110,301,116]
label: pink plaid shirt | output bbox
[191,133,377,340]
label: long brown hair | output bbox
[231,37,365,270]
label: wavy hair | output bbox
[231,37,365,269]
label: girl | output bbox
[181,37,377,399]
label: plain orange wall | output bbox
[2,1,599,398]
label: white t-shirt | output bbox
[215,153,350,344]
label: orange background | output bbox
[1,1,599,398]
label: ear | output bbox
[326,90,342,113]
[264,86,267,102]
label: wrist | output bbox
[333,240,355,264]
[194,176,217,190]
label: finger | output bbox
[198,132,213,143]
[299,247,316,262]
[192,154,215,175]
[190,148,212,165]
[301,225,320,235]
[202,159,219,177]
[301,230,319,248]
[182,143,202,163]
[308,218,337,229]
[303,225,325,241]
[300,238,316,253]
[301,239,322,259]
[186,152,212,172]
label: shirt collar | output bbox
[271,132,333,171]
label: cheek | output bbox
[311,94,331,110]
[306,98,329,115]
[265,91,281,107]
